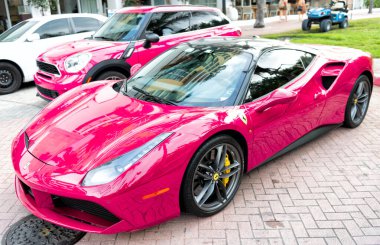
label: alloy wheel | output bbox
[350,80,370,124]
[192,143,242,212]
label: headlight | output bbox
[64,53,92,73]
[82,132,172,186]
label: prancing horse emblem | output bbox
[23,161,31,170]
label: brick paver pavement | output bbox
[0,81,379,244]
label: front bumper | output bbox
[12,133,181,234]
[34,71,85,101]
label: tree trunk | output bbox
[254,0,266,28]
[368,0,374,13]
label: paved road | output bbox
[0,80,380,244]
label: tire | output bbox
[182,135,244,217]
[320,19,332,32]
[339,18,348,28]
[95,71,127,81]
[343,75,372,128]
[302,19,312,31]
[0,62,22,95]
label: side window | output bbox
[190,11,229,30]
[34,19,71,39]
[245,49,315,102]
[72,17,101,33]
[146,12,190,37]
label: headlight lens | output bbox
[82,132,172,186]
[64,53,92,73]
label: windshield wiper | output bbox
[132,86,177,106]
[93,36,114,41]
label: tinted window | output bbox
[146,12,190,36]
[245,49,315,102]
[0,20,38,42]
[73,17,101,33]
[191,11,229,30]
[35,19,71,39]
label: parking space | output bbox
[0,83,379,244]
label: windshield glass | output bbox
[93,13,145,41]
[123,44,252,107]
[0,20,38,42]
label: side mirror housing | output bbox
[26,33,40,42]
[143,32,160,49]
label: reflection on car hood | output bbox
[39,39,129,64]
[24,81,210,172]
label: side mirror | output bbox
[256,88,297,113]
[26,33,40,42]
[143,32,160,49]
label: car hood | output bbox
[25,82,212,173]
[39,39,128,64]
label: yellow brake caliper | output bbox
[222,154,231,186]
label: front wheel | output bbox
[339,18,348,28]
[320,19,332,32]
[95,71,128,81]
[343,75,371,128]
[302,19,312,31]
[0,62,22,95]
[182,135,244,217]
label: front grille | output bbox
[36,85,59,99]
[52,195,120,223]
[36,61,60,76]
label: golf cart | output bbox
[302,1,349,32]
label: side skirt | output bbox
[260,123,342,166]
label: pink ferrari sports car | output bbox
[12,38,373,234]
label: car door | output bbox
[243,49,325,167]
[134,11,193,67]
[21,18,73,79]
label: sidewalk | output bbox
[233,8,380,86]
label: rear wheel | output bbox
[0,62,22,95]
[302,19,312,31]
[343,75,371,128]
[95,71,127,81]
[182,135,244,217]
[320,19,332,32]
[339,18,348,28]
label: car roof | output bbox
[186,37,319,55]
[25,13,107,22]
[117,5,220,14]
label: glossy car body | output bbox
[0,14,106,94]
[34,6,241,101]
[13,38,373,234]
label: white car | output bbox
[0,13,107,94]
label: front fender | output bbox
[82,59,131,84]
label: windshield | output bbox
[0,20,38,42]
[93,13,145,41]
[123,44,252,107]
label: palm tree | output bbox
[368,0,374,13]
[254,0,266,28]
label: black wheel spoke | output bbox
[217,180,227,198]
[356,82,364,97]
[215,182,226,203]
[356,103,363,118]
[351,104,358,120]
[221,160,240,172]
[198,163,214,172]
[220,168,240,179]
[358,93,368,104]
[213,145,223,170]
[217,145,227,171]
[196,170,212,180]
[197,181,215,206]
